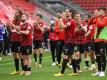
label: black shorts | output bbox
[21,46,32,55]
[84,42,94,52]
[11,41,21,53]
[0,41,4,52]
[94,42,106,55]
[50,40,57,49]
[63,43,75,55]
[74,44,85,53]
[33,40,43,49]
[56,40,64,54]
[105,42,107,53]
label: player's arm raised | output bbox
[37,23,44,33]
[85,30,91,37]
[7,19,20,31]
[59,18,68,29]
[85,25,93,37]
[19,30,30,35]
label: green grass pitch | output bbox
[0,51,107,80]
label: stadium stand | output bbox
[72,0,107,13]
[1,0,106,25]
[30,0,89,16]
[0,0,52,25]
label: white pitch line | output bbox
[0,56,51,66]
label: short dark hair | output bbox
[98,7,106,12]
[84,14,91,18]
[36,13,43,19]
[74,12,81,16]
[69,8,74,13]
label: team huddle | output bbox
[3,6,107,76]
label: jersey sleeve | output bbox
[27,24,32,31]
[97,17,107,28]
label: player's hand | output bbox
[66,22,71,27]
[7,19,12,27]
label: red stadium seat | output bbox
[0,0,50,26]
[72,0,107,13]
[1,0,36,12]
